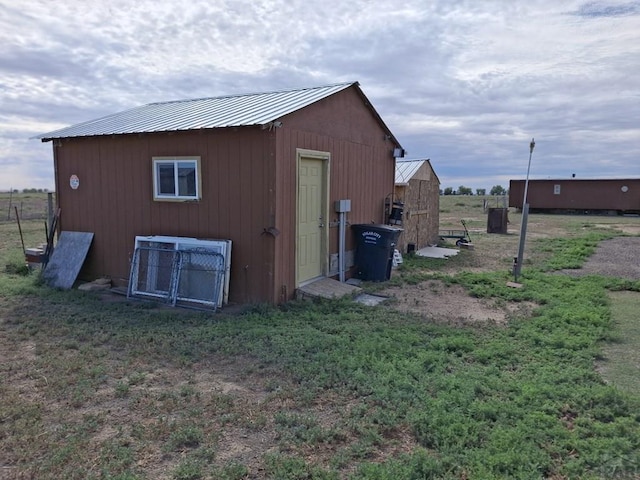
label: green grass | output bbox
[600,291,640,397]
[539,232,614,270]
[1,197,640,478]
[2,270,639,478]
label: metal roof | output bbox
[395,159,429,185]
[36,81,400,144]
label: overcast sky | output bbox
[1,0,639,192]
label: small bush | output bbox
[168,426,203,450]
[172,458,203,480]
[4,260,30,275]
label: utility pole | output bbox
[514,138,535,282]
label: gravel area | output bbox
[560,236,640,280]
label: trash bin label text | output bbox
[361,231,381,244]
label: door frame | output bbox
[295,148,330,287]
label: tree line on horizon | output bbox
[2,188,51,194]
[440,185,508,196]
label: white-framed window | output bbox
[554,184,561,195]
[152,156,201,201]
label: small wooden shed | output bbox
[393,159,440,253]
[36,82,404,305]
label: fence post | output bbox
[7,188,13,220]
[47,192,54,232]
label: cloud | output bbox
[570,1,640,17]
[0,0,639,191]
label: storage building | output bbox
[36,82,404,304]
[393,159,440,253]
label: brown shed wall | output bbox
[272,86,396,298]
[51,85,397,304]
[509,179,640,211]
[53,128,276,304]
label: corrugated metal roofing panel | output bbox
[395,159,427,185]
[36,82,357,140]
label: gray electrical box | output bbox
[334,199,351,213]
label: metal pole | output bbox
[338,210,346,282]
[514,138,535,281]
[522,138,535,210]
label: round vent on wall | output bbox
[621,185,629,193]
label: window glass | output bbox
[158,163,176,195]
[177,162,196,197]
[153,157,200,200]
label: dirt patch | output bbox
[593,223,640,236]
[381,233,639,327]
[379,280,535,326]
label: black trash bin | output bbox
[351,224,403,281]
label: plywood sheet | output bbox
[43,231,94,289]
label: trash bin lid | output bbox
[351,224,403,233]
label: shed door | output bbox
[297,157,327,284]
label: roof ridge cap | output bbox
[148,81,358,106]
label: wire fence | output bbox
[0,193,52,223]
[128,246,226,310]
[482,196,508,212]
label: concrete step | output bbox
[296,277,362,300]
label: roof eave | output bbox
[36,123,270,143]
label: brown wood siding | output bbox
[53,128,276,304]
[393,162,440,253]
[509,179,640,211]
[272,86,396,298]
[52,84,397,304]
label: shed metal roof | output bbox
[36,81,401,147]
[395,159,429,185]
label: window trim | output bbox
[152,156,202,201]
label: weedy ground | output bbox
[1,193,639,479]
